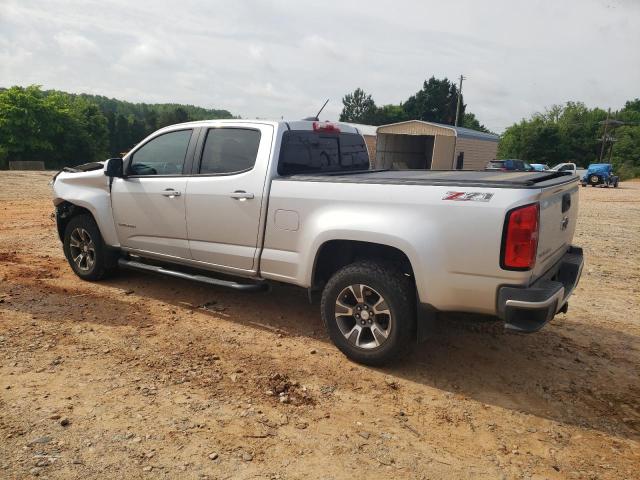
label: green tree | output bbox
[0,85,58,168]
[402,76,461,125]
[339,88,377,124]
[611,99,640,178]
[462,112,490,133]
[372,104,408,125]
[338,77,491,130]
[0,86,109,168]
[0,85,236,169]
[498,117,565,165]
[498,100,640,177]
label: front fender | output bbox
[52,169,120,247]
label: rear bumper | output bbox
[497,246,584,333]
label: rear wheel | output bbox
[321,261,415,365]
[63,214,118,281]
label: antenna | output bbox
[314,98,330,121]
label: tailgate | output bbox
[532,180,580,279]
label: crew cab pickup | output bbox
[52,120,584,365]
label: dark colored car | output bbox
[581,163,619,188]
[486,159,533,171]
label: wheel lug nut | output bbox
[361,321,365,325]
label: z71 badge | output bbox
[442,191,494,202]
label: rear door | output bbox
[185,123,274,273]
[111,128,197,259]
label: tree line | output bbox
[2,83,639,177]
[339,77,490,132]
[498,100,640,179]
[0,85,233,169]
[340,77,639,178]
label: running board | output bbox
[118,259,268,292]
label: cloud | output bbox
[54,31,97,56]
[118,38,177,67]
[248,44,263,59]
[1,0,638,132]
[301,34,345,60]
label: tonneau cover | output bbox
[281,170,578,189]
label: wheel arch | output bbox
[54,201,95,242]
[53,197,119,247]
[311,239,416,291]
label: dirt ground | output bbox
[1,171,639,480]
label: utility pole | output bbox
[599,108,611,163]
[454,74,465,127]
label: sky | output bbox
[1,0,639,133]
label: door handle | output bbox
[162,188,181,198]
[230,190,254,200]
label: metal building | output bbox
[374,120,499,170]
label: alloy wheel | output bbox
[68,228,96,272]
[334,284,393,349]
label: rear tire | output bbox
[63,214,118,281]
[321,261,415,366]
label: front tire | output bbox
[63,214,118,281]
[321,261,415,365]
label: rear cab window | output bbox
[278,130,370,175]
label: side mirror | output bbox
[104,158,124,178]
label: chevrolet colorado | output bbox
[52,120,584,365]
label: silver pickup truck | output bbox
[52,120,583,365]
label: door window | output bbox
[199,128,261,174]
[129,129,192,176]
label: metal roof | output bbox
[377,120,499,142]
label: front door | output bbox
[185,124,273,273]
[111,128,196,259]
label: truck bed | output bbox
[281,170,578,189]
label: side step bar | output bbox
[118,259,268,292]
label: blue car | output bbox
[581,163,619,188]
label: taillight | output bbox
[313,121,340,133]
[501,203,539,270]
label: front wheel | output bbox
[63,214,118,281]
[321,261,415,365]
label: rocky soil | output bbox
[1,171,639,479]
